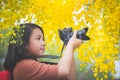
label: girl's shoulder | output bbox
[13,59,59,80]
[14,59,44,70]
[14,59,40,72]
[17,59,38,64]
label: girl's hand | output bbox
[67,31,83,50]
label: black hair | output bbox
[4,23,44,80]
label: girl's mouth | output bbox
[40,48,45,51]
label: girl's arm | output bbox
[67,55,76,80]
[57,31,82,79]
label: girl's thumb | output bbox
[72,30,77,38]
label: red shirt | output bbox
[13,59,59,80]
[0,70,10,80]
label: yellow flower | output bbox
[93,72,97,78]
[104,74,108,79]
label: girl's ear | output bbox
[25,45,28,49]
[24,44,29,49]
[25,46,28,49]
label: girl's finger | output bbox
[72,30,77,38]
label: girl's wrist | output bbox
[66,42,74,51]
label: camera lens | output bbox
[76,28,90,40]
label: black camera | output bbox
[58,27,90,45]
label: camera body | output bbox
[58,27,90,45]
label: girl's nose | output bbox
[42,40,45,46]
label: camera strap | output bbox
[37,55,60,59]
[36,55,60,65]
[60,44,65,57]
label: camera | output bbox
[58,27,90,45]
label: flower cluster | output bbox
[0,0,120,79]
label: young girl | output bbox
[4,23,82,80]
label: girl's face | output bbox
[27,28,45,57]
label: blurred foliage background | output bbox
[0,0,120,80]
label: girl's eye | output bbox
[37,38,41,40]
[36,38,44,41]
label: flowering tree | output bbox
[0,0,120,79]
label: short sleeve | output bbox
[13,59,59,80]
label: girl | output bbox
[4,23,82,80]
